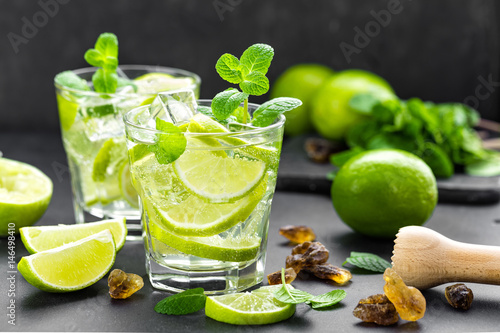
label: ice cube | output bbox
[149,89,197,125]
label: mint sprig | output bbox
[342,252,391,273]
[273,269,346,310]
[148,118,187,164]
[84,32,119,93]
[212,43,302,126]
[154,288,206,315]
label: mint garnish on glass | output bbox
[212,43,302,126]
[148,43,302,165]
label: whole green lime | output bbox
[311,69,395,140]
[331,149,438,238]
[270,64,334,136]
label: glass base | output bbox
[146,252,266,295]
[73,201,142,241]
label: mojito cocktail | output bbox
[55,65,200,238]
[125,100,285,294]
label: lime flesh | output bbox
[206,285,295,325]
[0,157,53,235]
[20,218,127,254]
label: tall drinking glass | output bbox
[54,65,200,240]
[124,101,285,294]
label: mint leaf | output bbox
[211,88,249,120]
[148,118,186,164]
[465,153,500,176]
[55,71,90,91]
[154,288,206,315]
[84,49,105,68]
[216,53,243,84]
[343,252,391,273]
[251,97,302,127]
[92,69,118,94]
[239,43,274,76]
[273,269,313,304]
[94,32,118,58]
[233,106,251,123]
[239,71,269,96]
[306,290,346,309]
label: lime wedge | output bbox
[173,149,266,203]
[119,162,139,208]
[146,202,260,262]
[206,285,295,325]
[20,218,127,254]
[134,73,194,94]
[0,157,53,236]
[18,230,116,292]
[152,177,266,237]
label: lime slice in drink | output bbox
[146,202,260,262]
[18,230,116,292]
[205,285,295,325]
[134,73,194,94]
[20,218,127,254]
[152,177,266,237]
[92,138,126,182]
[0,157,53,236]
[187,113,280,169]
[173,149,266,203]
[56,94,79,131]
[119,162,139,208]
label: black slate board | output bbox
[277,135,500,205]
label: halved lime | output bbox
[20,218,127,254]
[18,230,116,292]
[173,149,266,203]
[0,157,53,235]
[152,177,266,237]
[146,202,260,262]
[206,285,295,325]
[134,73,194,94]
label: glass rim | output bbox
[54,64,201,97]
[124,99,285,137]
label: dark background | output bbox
[1,0,499,132]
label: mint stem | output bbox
[243,98,249,124]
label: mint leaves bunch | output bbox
[211,44,302,127]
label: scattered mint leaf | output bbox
[239,43,274,76]
[239,71,269,96]
[55,71,90,91]
[92,69,118,94]
[211,88,249,120]
[349,93,381,115]
[273,269,313,304]
[154,288,206,315]
[215,53,243,84]
[343,252,391,273]
[251,97,302,127]
[148,118,186,164]
[306,290,346,309]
